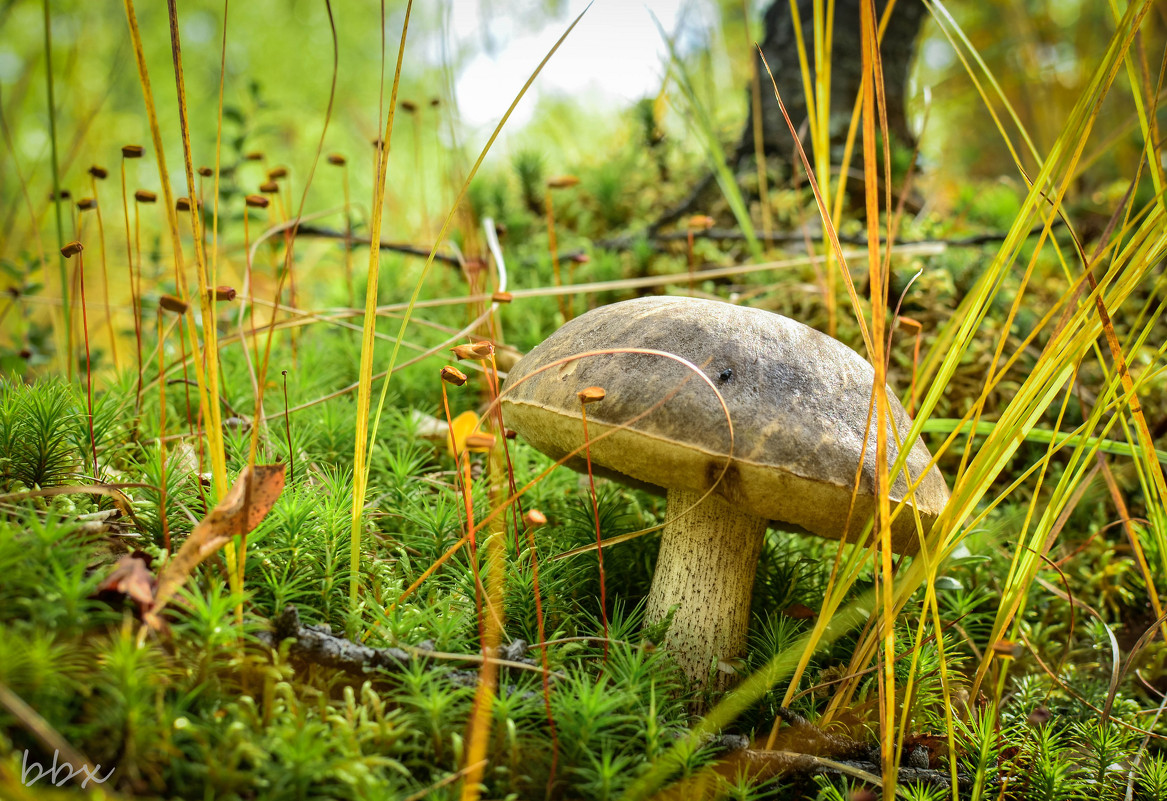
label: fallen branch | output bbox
[295,224,461,266]
[258,605,412,674]
[588,220,1065,258]
[257,605,553,687]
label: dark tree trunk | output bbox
[745,0,927,163]
[648,0,927,234]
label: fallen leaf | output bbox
[94,551,156,614]
[168,444,201,476]
[447,410,492,458]
[782,603,818,619]
[144,464,285,630]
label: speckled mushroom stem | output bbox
[645,488,768,693]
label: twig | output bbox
[294,223,461,266]
[590,220,1064,258]
[393,642,566,680]
[257,605,561,683]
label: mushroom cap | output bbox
[501,296,949,553]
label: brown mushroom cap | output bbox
[501,296,948,553]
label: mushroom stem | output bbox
[646,488,768,692]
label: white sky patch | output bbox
[451,0,706,133]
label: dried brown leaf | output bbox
[145,464,285,629]
[94,551,156,614]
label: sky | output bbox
[449,0,718,132]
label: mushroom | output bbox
[500,296,949,691]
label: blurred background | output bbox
[2,0,1161,248]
